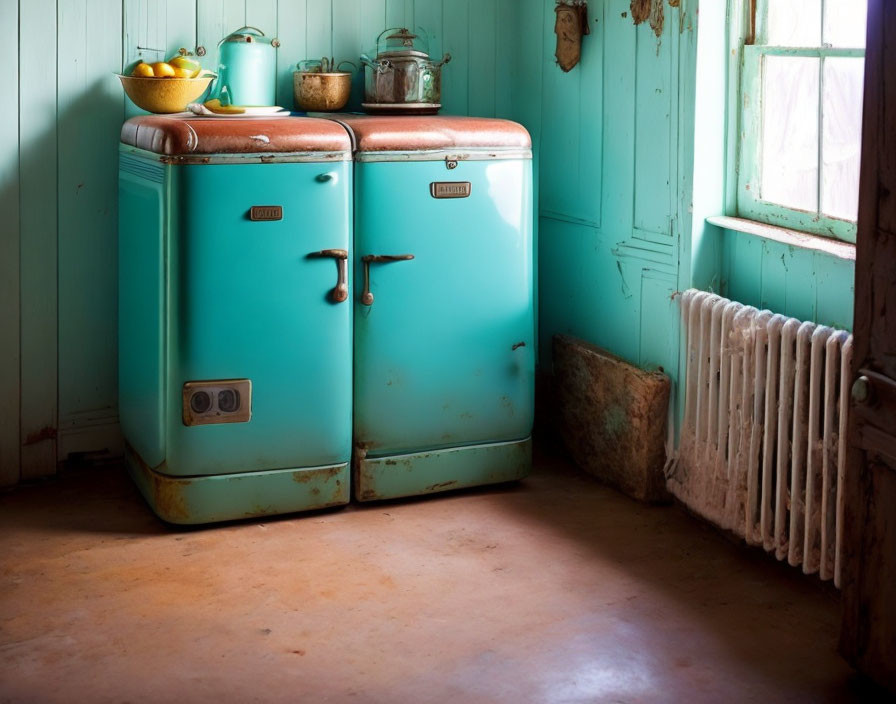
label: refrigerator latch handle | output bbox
[360,254,415,306]
[307,249,349,303]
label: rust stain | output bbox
[649,0,665,36]
[384,459,398,465]
[511,341,526,351]
[23,426,56,445]
[630,1,649,23]
[426,481,458,492]
[149,473,191,522]
[291,466,342,484]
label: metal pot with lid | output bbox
[208,26,280,107]
[360,28,451,111]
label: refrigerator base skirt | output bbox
[126,446,350,525]
[353,436,531,502]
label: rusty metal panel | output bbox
[126,446,349,525]
[354,437,531,502]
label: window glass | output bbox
[824,0,867,48]
[822,57,865,221]
[761,56,820,212]
[768,0,821,46]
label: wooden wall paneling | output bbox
[0,0,20,486]
[385,0,413,29]
[722,229,763,306]
[441,0,469,115]
[539,0,583,222]
[56,0,123,459]
[633,7,674,242]
[276,0,308,109]
[467,0,497,118]
[757,238,787,314]
[782,244,817,324]
[331,0,364,111]
[18,0,59,478]
[576,0,602,227]
[813,251,855,330]
[306,0,333,62]
[413,0,443,54]
[246,0,277,35]
[493,0,513,119]
[639,268,679,380]
[600,0,636,235]
[358,0,387,53]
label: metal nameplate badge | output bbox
[430,182,472,199]
[249,205,283,221]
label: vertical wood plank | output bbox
[468,0,496,117]
[441,0,468,114]
[814,252,855,330]
[0,0,20,486]
[725,229,763,306]
[414,0,443,55]
[359,0,386,55]
[633,11,673,237]
[245,0,277,34]
[19,0,59,478]
[541,0,583,219]
[331,0,365,110]
[306,0,333,61]
[494,0,513,118]
[385,0,410,28]
[601,0,636,234]
[783,245,817,322]
[57,0,123,457]
[276,0,308,109]
[759,238,787,313]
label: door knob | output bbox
[852,375,873,405]
[307,249,348,303]
[360,254,414,306]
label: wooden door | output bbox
[839,0,896,691]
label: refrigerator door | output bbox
[165,160,352,476]
[354,156,534,457]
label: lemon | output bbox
[169,56,201,78]
[151,62,176,78]
[131,62,154,77]
[203,99,246,114]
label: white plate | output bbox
[187,103,292,118]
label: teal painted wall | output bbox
[517,0,693,409]
[0,0,520,486]
[720,229,855,331]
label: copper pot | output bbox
[293,59,355,111]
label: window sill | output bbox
[706,215,856,262]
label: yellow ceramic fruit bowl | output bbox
[118,73,215,114]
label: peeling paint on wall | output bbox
[630,0,650,24]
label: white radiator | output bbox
[672,289,853,586]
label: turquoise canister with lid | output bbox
[209,26,279,106]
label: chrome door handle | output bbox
[360,254,414,306]
[308,249,348,303]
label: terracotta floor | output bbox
[0,444,884,703]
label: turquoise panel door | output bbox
[165,160,352,476]
[354,157,534,457]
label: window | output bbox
[737,0,867,243]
